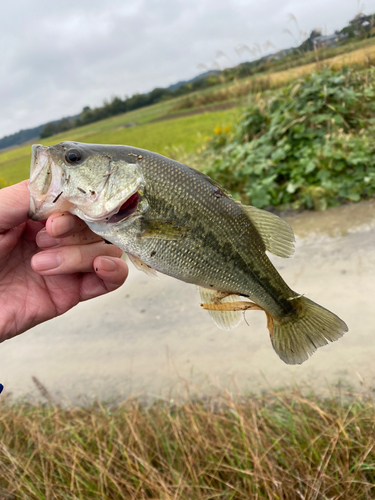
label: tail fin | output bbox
[271,296,348,365]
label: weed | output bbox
[202,68,375,210]
[0,389,374,499]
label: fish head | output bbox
[29,141,146,224]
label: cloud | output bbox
[0,0,371,137]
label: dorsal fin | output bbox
[241,205,295,258]
[198,287,243,330]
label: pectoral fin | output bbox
[241,205,295,258]
[140,219,192,240]
[127,253,158,279]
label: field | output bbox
[0,388,374,499]
[172,39,375,111]
[0,104,240,185]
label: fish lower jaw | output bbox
[29,193,72,221]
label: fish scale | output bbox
[136,152,294,315]
[29,141,348,365]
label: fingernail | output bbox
[51,215,76,237]
[97,257,117,272]
[37,229,61,248]
[32,252,62,271]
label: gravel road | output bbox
[1,200,374,404]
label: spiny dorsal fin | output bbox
[127,253,158,279]
[198,286,243,330]
[241,205,295,258]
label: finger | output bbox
[25,220,46,242]
[31,241,123,275]
[46,213,87,238]
[0,181,30,233]
[80,257,129,298]
[36,226,103,249]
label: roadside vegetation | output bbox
[201,68,375,211]
[1,388,374,499]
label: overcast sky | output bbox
[0,0,374,138]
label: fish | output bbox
[29,141,348,364]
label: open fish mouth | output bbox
[29,143,145,223]
[106,191,140,224]
[29,145,67,219]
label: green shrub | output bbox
[203,68,375,210]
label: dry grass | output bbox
[173,43,375,111]
[0,388,374,499]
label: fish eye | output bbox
[65,149,82,164]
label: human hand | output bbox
[0,180,128,342]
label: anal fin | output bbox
[198,287,244,330]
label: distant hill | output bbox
[0,70,220,151]
[0,125,45,151]
[168,70,220,91]
[0,115,78,151]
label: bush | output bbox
[203,68,375,210]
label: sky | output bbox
[0,0,373,138]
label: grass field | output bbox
[0,388,374,499]
[0,106,240,185]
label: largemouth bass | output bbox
[29,141,347,364]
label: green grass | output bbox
[0,107,239,185]
[202,68,375,211]
[0,388,374,499]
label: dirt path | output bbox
[1,200,374,404]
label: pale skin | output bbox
[0,180,128,343]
